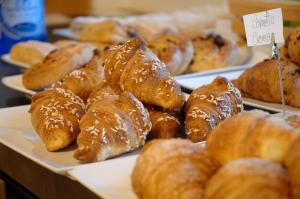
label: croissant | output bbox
[131,139,220,199]
[284,136,300,199]
[286,28,300,65]
[29,87,86,151]
[188,33,236,72]
[10,40,57,66]
[204,158,291,199]
[233,59,300,107]
[206,110,300,164]
[104,37,185,109]
[148,33,194,75]
[185,76,243,142]
[53,53,104,101]
[74,92,151,162]
[145,105,184,139]
[23,43,95,90]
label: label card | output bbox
[243,8,284,46]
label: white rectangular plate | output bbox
[68,155,138,199]
[2,74,35,95]
[1,54,30,69]
[176,71,300,115]
[0,105,139,174]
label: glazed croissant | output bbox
[206,110,300,164]
[204,158,291,199]
[74,91,151,162]
[145,105,184,139]
[285,136,300,199]
[104,37,185,109]
[23,43,95,90]
[233,59,300,107]
[53,53,104,101]
[131,139,220,199]
[185,76,243,142]
[148,33,194,75]
[29,87,86,151]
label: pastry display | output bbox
[233,59,300,107]
[23,43,96,90]
[104,37,185,109]
[74,91,151,162]
[131,139,220,199]
[10,40,57,66]
[284,136,300,199]
[185,76,243,142]
[188,33,236,72]
[145,105,184,139]
[29,87,86,151]
[204,158,291,199]
[206,110,300,164]
[148,33,194,75]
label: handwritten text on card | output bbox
[243,8,284,46]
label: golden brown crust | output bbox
[74,92,151,162]
[10,40,57,66]
[284,137,300,199]
[145,105,184,139]
[188,34,235,72]
[23,43,95,90]
[148,33,194,75]
[104,37,185,109]
[233,59,300,107]
[52,54,104,101]
[286,28,300,65]
[206,110,300,164]
[185,76,243,142]
[79,20,130,45]
[204,158,291,199]
[131,139,220,199]
[30,87,86,151]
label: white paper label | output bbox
[243,8,284,46]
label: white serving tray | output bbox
[2,74,35,95]
[1,54,30,69]
[176,71,300,115]
[0,105,139,174]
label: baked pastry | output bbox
[206,110,300,164]
[104,37,185,109]
[286,28,300,65]
[86,80,118,107]
[29,87,86,151]
[285,114,300,129]
[146,105,184,139]
[53,54,104,101]
[204,158,291,199]
[10,40,57,66]
[185,76,243,142]
[284,136,300,199]
[23,43,95,90]
[188,33,236,72]
[131,139,220,199]
[74,92,151,162]
[148,33,194,75]
[53,40,81,48]
[79,20,134,45]
[233,59,300,107]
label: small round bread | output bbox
[79,20,131,45]
[131,139,220,199]
[23,43,95,90]
[204,158,291,199]
[284,137,300,199]
[188,33,236,73]
[10,40,57,66]
[148,33,194,75]
[286,28,300,65]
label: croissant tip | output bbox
[74,146,97,163]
